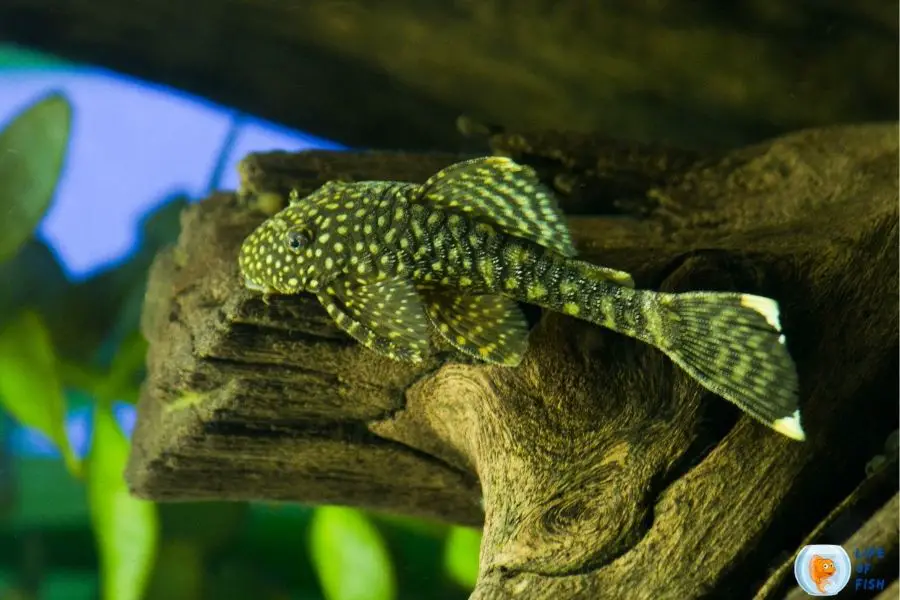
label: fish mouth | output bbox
[243,276,274,295]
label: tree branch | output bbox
[0,1,895,149]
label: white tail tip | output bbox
[740,294,782,331]
[773,409,806,441]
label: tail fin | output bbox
[654,291,805,441]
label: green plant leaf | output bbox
[0,310,79,476]
[0,92,72,263]
[443,525,482,590]
[95,330,148,404]
[57,330,147,407]
[87,404,159,600]
[309,506,396,600]
[0,239,71,346]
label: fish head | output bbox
[810,555,836,578]
[239,184,352,296]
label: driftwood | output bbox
[126,123,899,599]
[0,1,895,150]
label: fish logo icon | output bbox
[794,545,851,596]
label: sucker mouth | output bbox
[243,277,273,294]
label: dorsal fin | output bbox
[291,181,409,207]
[288,182,346,207]
[416,156,578,257]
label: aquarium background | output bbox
[0,43,479,600]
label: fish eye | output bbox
[285,230,309,253]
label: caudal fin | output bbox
[655,291,805,441]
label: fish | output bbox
[238,156,805,441]
[809,555,837,594]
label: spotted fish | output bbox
[239,157,805,441]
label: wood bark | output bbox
[127,123,899,598]
[0,1,895,150]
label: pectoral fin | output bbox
[419,289,530,366]
[319,276,431,362]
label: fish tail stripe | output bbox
[653,291,805,441]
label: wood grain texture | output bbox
[0,1,895,150]
[127,123,898,598]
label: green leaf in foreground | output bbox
[88,404,159,600]
[309,506,396,600]
[0,310,79,476]
[444,525,482,590]
[95,330,148,404]
[0,91,72,263]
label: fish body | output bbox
[239,156,805,441]
[809,555,837,594]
